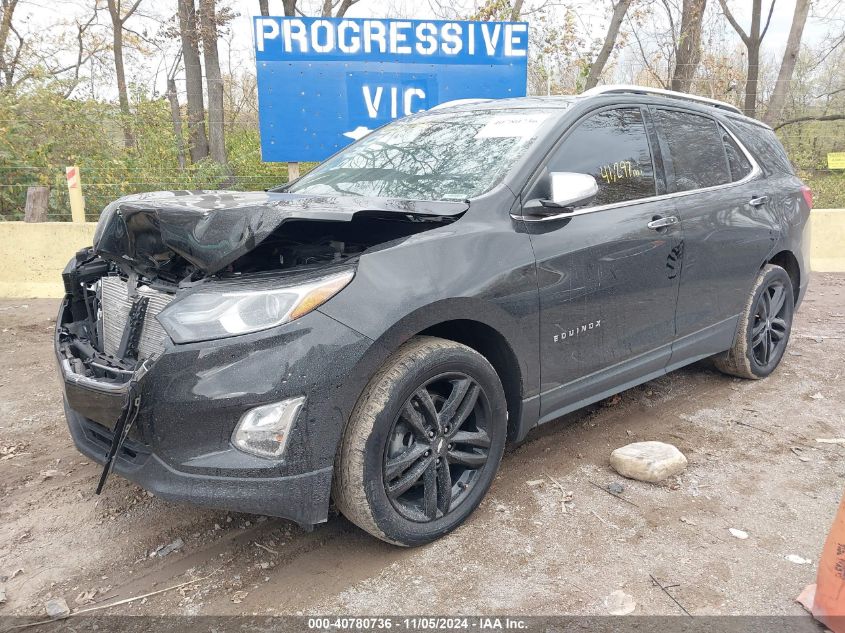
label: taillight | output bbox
[801,185,813,210]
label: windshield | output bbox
[287,109,558,201]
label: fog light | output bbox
[231,396,305,459]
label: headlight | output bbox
[157,269,354,343]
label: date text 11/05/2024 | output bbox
[306,617,529,629]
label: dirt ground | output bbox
[0,273,843,619]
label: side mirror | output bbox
[546,172,598,209]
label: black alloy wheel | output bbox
[750,279,790,368]
[383,373,491,522]
[714,264,795,380]
[333,336,507,546]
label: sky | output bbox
[13,0,841,99]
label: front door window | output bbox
[533,107,657,207]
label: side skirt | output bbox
[666,315,740,372]
[512,315,740,437]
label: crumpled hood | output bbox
[93,190,468,277]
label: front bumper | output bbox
[65,401,333,524]
[56,297,375,526]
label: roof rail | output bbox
[581,84,743,115]
[429,98,491,111]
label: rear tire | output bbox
[714,264,794,379]
[333,336,507,546]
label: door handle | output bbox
[749,195,769,206]
[647,215,679,230]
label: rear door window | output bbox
[657,109,731,191]
[721,126,753,181]
[537,107,657,207]
[730,118,795,176]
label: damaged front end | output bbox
[57,248,173,492]
[56,189,467,493]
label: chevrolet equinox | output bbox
[56,86,811,545]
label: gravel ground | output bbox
[0,273,843,618]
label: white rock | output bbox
[610,441,688,483]
[45,597,70,619]
[729,528,749,540]
[604,589,636,615]
[786,554,812,565]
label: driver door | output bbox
[523,106,683,422]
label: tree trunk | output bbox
[0,0,20,88]
[106,0,134,148]
[584,0,632,90]
[166,78,187,170]
[24,186,49,222]
[199,0,227,166]
[743,0,762,117]
[282,0,296,16]
[745,40,760,117]
[178,0,209,163]
[763,0,810,125]
[259,0,269,16]
[510,0,525,21]
[671,0,706,93]
[718,0,776,118]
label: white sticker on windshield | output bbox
[474,115,549,139]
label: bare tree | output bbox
[165,76,186,169]
[763,0,811,124]
[165,52,186,170]
[177,0,209,162]
[1,2,107,94]
[46,8,114,98]
[0,0,20,87]
[671,0,706,92]
[584,0,633,90]
[320,0,361,17]
[199,0,226,166]
[717,0,776,117]
[259,0,270,15]
[63,12,100,97]
[106,0,144,148]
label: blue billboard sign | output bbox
[253,17,528,162]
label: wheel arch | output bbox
[335,298,534,451]
[767,250,801,304]
[417,319,524,442]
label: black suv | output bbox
[56,86,811,546]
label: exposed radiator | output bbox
[100,276,174,360]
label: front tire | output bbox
[333,336,507,546]
[715,264,794,379]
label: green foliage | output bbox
[0,87,314,221]
[801,171,845,209]
[777,121,845,209]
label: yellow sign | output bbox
[828,152,845,169]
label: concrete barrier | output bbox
[0,222,97,298]
[0,210,842,298]
[810,209,845,273]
